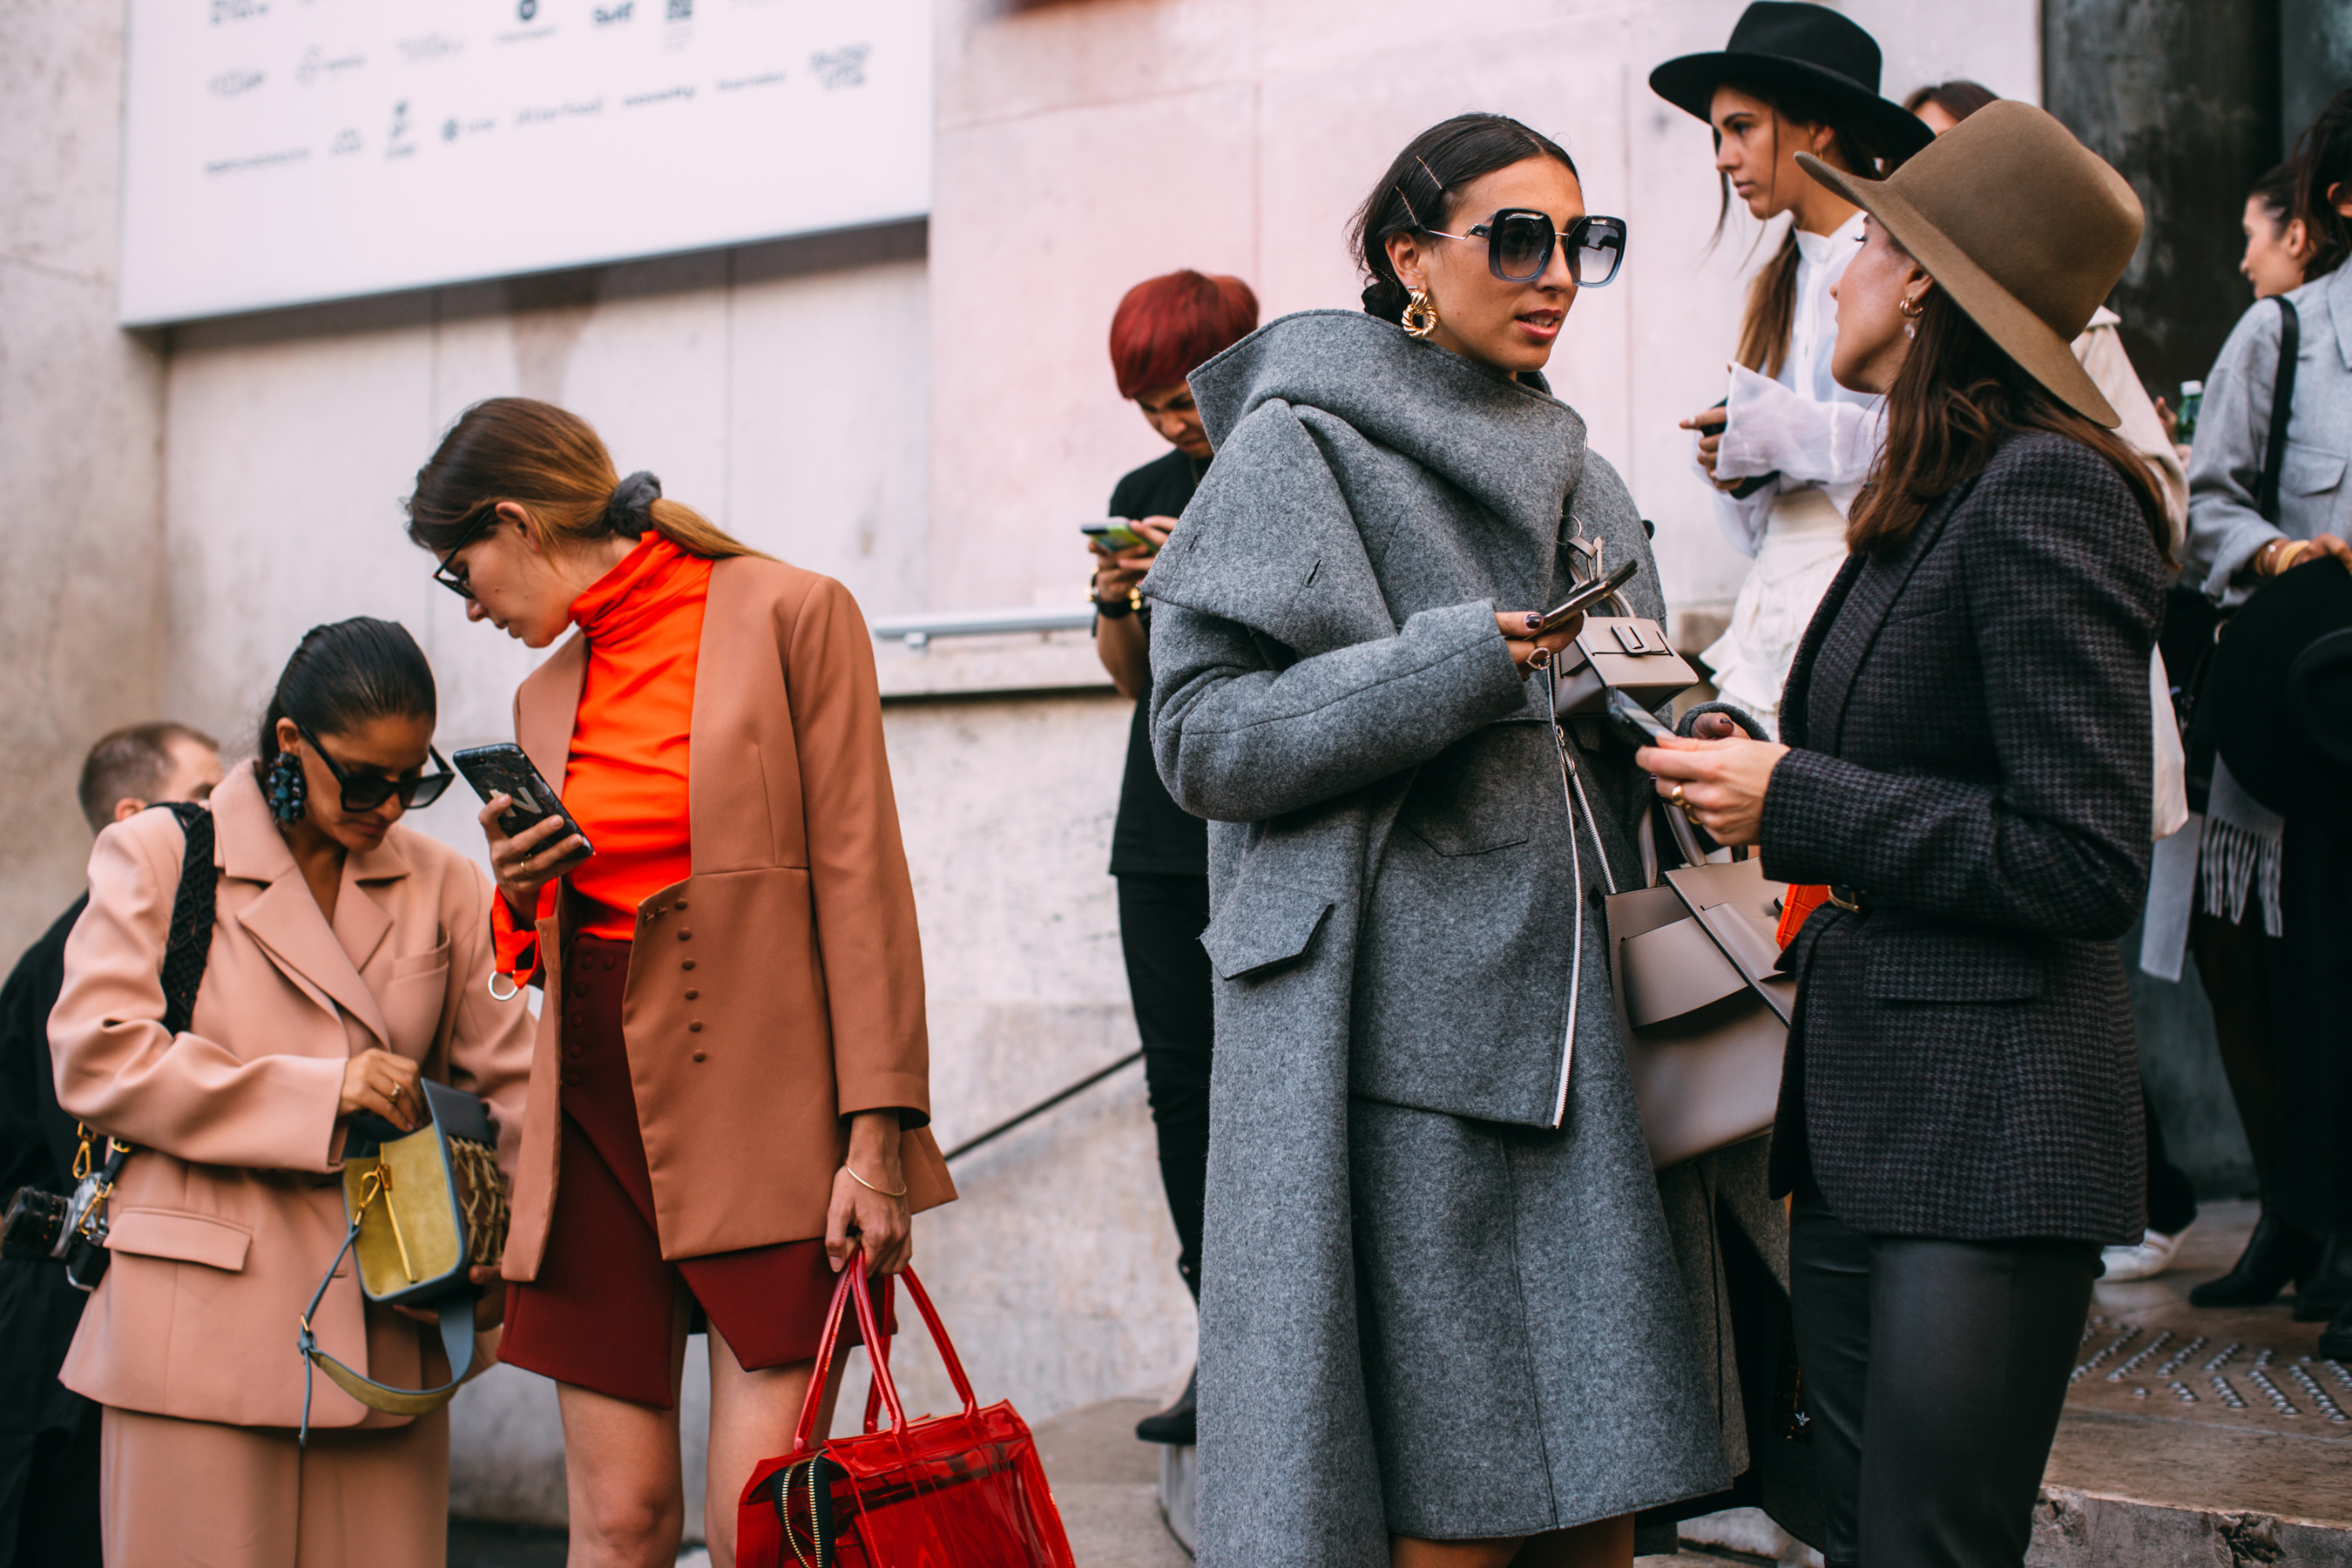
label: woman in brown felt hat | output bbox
[1638,102,2172,1568]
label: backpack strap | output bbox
[153,801,218,1037]
[2255,295,2301,525]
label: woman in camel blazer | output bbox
[49,618,532,1568]
[406,397,950,1568]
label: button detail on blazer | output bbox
[689,1021,703,1032]
[679,929,691,941]
[685,989,699,1000]
[693,1050,706,1063]
[681,958,695,970]
[564,1071,582,1086]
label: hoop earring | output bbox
[1898,293,1924,341]
[1401,285,1440,340]
[266,750,308,825]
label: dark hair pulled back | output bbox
[1349,113,1579,325]
[258,618,437,765]
[2251,162,2300,232]
[2290,86,2352,280]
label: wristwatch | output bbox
[1093,584,1141,619]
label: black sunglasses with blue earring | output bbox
[266,747,308,825]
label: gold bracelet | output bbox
[2274,540,2311,575]
[844,1162,909,1199]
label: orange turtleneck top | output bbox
[492,535,712,977]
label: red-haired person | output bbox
[1088,269,1257,1447]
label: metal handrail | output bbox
[942,1051,1144,1163]
[871,606,1096,649]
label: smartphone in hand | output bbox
[451,744,593,866]
[1525,556,1642,636]
[1081,520,1158,554]
[1605,687,1676,749]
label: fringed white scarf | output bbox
[2199,756,2284,937]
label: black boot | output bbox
[2189,1210,2320,1308]
[1135,1367,1197,1445]
[2321,1300,2352,1362]
[2295,1233,2352,1321]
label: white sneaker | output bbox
[2102,1221,2194,1281]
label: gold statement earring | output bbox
[1402,284,1440,340]
[1898,293,1924,340]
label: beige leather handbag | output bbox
[1552,617,1703,715]
[1608,855,1793,1169]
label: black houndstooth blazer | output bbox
[1761,429,2166,1245]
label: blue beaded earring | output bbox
[266,749,308,824]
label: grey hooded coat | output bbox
[1145,310,1741,1565]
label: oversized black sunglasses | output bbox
[1426,209,1628,287]
[431,505,499,599]
[299,724,456,812]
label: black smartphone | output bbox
[451,744,593,863]
[1081,521,1159,554]
[1605,686,1675,749]
[1525,555,1642,635]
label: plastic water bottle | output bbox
[2177,380,2203,445]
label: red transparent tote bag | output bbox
[737,1262,1076,1568]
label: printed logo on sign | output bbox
[397,34,464,64]
[297,47,368,86]
[386,100,415,159]
[208,68,265,98]
[810,44,869,89]
[331,127,362,156]
[592,1,633,23]
[517,0,537,20]
[210,0,267,22]
[666,0,691,17]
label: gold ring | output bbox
[387,1084,402,1101]
[1669,783,1687,806]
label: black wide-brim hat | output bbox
[2208,558,2352,822]
[1650,1,1933,163]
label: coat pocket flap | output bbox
[2283,441,2347,497]
[105,1208,253,1273]
[1619,917,1748,1028]
[1200,880,1335,982]
[1864,927,2044,1001]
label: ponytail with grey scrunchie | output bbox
[603,470,662,537]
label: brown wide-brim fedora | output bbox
[1795,99,2142,427]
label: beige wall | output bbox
[0,0,168,960]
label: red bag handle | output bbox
[787,1264,979,1455]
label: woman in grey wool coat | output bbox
[1142,113,1784,1568]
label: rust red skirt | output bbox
[500,932,886,1408]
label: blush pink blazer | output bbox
[48,762,532,1429]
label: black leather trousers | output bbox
[1790,1181,2096,1568]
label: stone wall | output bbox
[0,0,167,961]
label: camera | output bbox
[2,1185,72,1259]
[3,1135,122,1290]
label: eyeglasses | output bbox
[431,506,499,599]
[298,724,456,812]
[1425,210,1628,287]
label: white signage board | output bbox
[119,0,931,326]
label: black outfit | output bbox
[0,897,103,1568]
[1764,433,2163,1567]
[2141,1083,2198,1239]
[1106,447,1214,1305]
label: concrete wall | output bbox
[0,0,168,961]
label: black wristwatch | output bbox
[1093,586,1139,620]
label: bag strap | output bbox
[295,1220,478,1445]
[789,1264,973,1456]
[2255,295,2301,525]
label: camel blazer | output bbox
[48,764,533,1429]
[503,554,952,1278]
